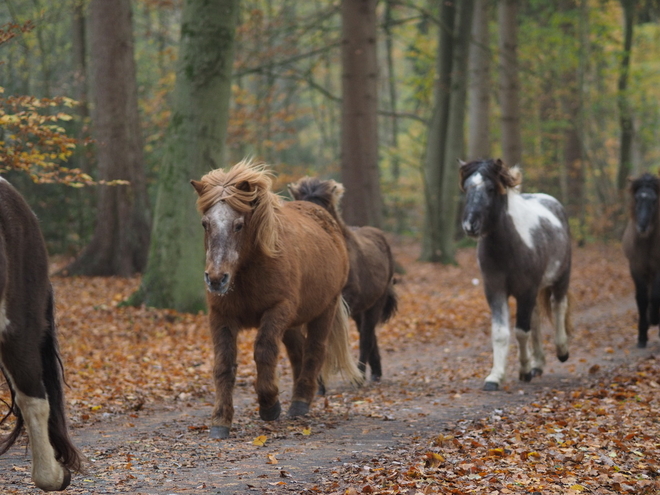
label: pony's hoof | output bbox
[371,373,382,382]
[637,340,647,349]
[210,426,230,439]
[317,383,326,396]
[519,371,532,382]
[557,352,569,362]
[61,468,71,491]
[531,368,543,378]
[483,381,499,391]
[259,401,281,421]
[287,400,309,417]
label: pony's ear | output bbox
[495,158,504,167]
[287,183,296,199]
[190,180,205,196]
[457,159,467,167]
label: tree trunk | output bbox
[132,0,239,312]
[438,0,475,265]
[340,0,382,228]
[498,0,522,167]
[421,0,455,262]
[616,0,635,193]
[65,0,150,277]
[467,0,491,160]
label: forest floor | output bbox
[1,241,660,494]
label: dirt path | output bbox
[3,285,657,494]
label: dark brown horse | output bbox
[191,160,363,439]
[622,173,660,348]
[288,177,397,382]
[0,178,82,490]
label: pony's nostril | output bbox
[220,273,229,286]
[204,272,211,285]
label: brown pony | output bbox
[622,173,660,348]
[288,177,397,382]
[191,160,363,439]
[0,178,82,490]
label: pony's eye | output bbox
[201,220,209,231]
[234,219,244,232]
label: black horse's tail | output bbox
[379,282,398,324]
[42,287,83,473]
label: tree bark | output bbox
[498,0,522,167]
[340,0,382,228]
[421,0,455,262]
[616,0,635,193]
[65,0,150,277]
[132,0,239,312]
[438,0,475,265]
[467,0,490,160]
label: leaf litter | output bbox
[0,241,659,494]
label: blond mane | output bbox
[195,159,282,257]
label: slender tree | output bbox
[132,0,240,312]
[422,0,474,264]
[467,0,491,160]
[498,0,522,167]
[340,0,382,228]
[616,0,635,193]
[65,0,150,276]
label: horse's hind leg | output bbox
[359,304,384,382]
[552,294,570,362]
[1,340,70,491]
[282,326,304,383]
[528,304,545,377]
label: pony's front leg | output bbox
[484,295,510,391]
[359,305,383,381]
[528,304,546,376]
[282,326,304,383]
[633,274,650,348]
[514,294,537,383]
[209,323,238,439]
[254,313,290,422]
[649,273,660,328]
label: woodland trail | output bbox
[2,242,659,494]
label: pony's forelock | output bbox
[195,159,282,257]
[459,158,522,194]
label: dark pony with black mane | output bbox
[191,160,363,439]
[460,158,573,391]
[0,178,82,490]
[622,172,660,348]
[288,177,397,382]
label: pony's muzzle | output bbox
[205,272,231,295]
[462,216,481,237]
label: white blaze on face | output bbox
[506,191,563,249]
[206,202,241,268]
[462,173,485,233]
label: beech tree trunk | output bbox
[65,0,150,276]
[132,0,239,312]
[498,0,522,167]
[422,0,474,264]
[467,0,491,160]
[617,0,635,193]
[340,0,382,228]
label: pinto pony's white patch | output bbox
[507,190,563,249]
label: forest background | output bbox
[0,0,660,287]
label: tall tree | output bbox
[498,0,522,167]
[467,0,491,160]
[616,0,635,193]
[421,0,475,264]
[132,0,240,312]
[65,0,150,276]
[340,0,382,228]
